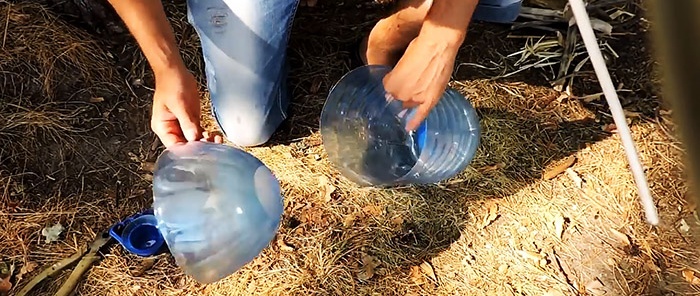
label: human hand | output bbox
[151,66,222,148]
[382,34,461,131]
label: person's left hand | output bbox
[382,33,461,131]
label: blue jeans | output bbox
[186,0,520,147]
[187,0,299,147]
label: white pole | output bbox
[568,0,659,225]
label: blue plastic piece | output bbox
[108,208,166,257]
[151,141,284,284]
[320,65,481,187]
[415,120,427,152]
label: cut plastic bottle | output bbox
[320,65,481,187]
[152,141,283,284]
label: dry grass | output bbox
[0,1,120,173]
[1,0,699,296]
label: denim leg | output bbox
[473,0,523,24]
[187,0,299,147]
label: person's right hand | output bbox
[151,66,222,148]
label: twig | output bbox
[2,3,10,48]
[553,249,579,295]
[554,20,579,91]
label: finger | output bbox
[159,133,184,148]
[152,120,186,148]
[199,130,225,144]
[406,102,431,131]
[382,72,400,99]
[401,100,420,109]
[167,102,203,143]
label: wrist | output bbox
[419,0,478,51]
[417,25,465,55]
[152,56,189,81]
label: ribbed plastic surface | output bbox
[152,141,283,284]
[320,65,481,187]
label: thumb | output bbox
[167,100,203,142]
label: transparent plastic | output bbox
[320,65,481,187]
[152,141,283,284]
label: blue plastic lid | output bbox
[109,209,166,257]
[415,120,427,151]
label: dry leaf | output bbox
[682,268,700,285]
[555,92,570,103]
[419,261,438,283]
[141,162,155,172]
[565,168,583,188]
[581,93,603,102]
[609,228,630,246]
[679,219,690,233]
[602,123,617,132]
[610,10,635,19]
[276,236,295,252]
[478,162,505,173]
[41,223,64,243]
[482,203,499,228]
[543,156,576,180]
[343,212,357,227]
[464,88,478,95]
[15,261,37,284]
[362,205,383,217]
[606,258,616,266]
[318,176,336,203]
[623,109,642,118]
[390,215,404,227]
[554,215,565,239]
[409,265,426,285]
[357,254,380,281]
[89,97,104,103]
[516,250,544,263]
[585,278,605,295]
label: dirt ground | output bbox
[1,0,699,295]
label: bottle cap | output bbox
[414,120,427,151]
[109,209,166,257]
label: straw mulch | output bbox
[1,0,698,295]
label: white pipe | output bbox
[568,0,660,225]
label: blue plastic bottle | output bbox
[151,141,283,284]
[320,65,481,187]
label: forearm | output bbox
[107,0,186,77]
[420,0,479,48]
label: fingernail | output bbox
[397,109,407,119]
[385,92,395,102]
